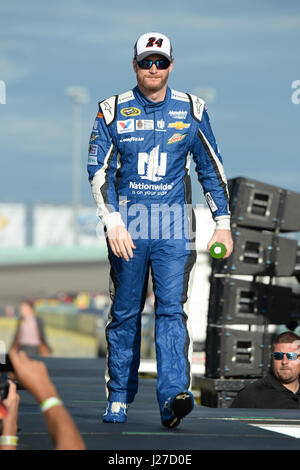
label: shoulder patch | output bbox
[118,90,135,104]
[171,89,190,102]
[99,95,118,126]
[187,93,206,122]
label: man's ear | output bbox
[132,59,138,73]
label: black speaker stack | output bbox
[199,177,300,407]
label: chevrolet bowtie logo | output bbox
[168,122,190,130]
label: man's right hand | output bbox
[107,225,136,261]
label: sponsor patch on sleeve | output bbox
[88,156,98,165]
[89,132,99,143]
[89,144,98,156]
[205,192,218,212]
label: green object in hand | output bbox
[210,242,226,259]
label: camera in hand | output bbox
[0,354,19,401]
[0,374,10,400]
[0,354,14,373]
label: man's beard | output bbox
[139,71,169,93]
[275,368,295,384]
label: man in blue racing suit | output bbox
[88,32,233,428]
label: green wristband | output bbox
[0,435,19,446]
[40,397,63,413]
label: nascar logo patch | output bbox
[120,107,141,117]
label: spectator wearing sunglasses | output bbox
[230,332,300,408]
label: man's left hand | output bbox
[207,229,233,259]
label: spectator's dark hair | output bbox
[272,331,300,350]
[21,298,35,309]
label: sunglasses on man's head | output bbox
[273,352,300,361]
[137,58,171,70]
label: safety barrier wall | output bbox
[36,310,99,336]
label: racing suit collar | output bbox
[133,85,171,113]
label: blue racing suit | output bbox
[88,85,230,411]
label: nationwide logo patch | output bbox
[121,107,141,117]
[167,133,187,144]
[168,122,190,130]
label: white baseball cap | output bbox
[134,32,173,62]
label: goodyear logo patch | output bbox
[167,133,187,144]
[121,107,141,117]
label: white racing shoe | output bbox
[103,402,128,423]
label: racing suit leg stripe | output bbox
[182,249,197,390]
[104,258,119,401]
[178,170,196,391]
[104,303,114,401]
[197,129,229,202]
[181,208,197,390]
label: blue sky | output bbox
[0,0,299,206]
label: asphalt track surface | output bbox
[12,357,300,453]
